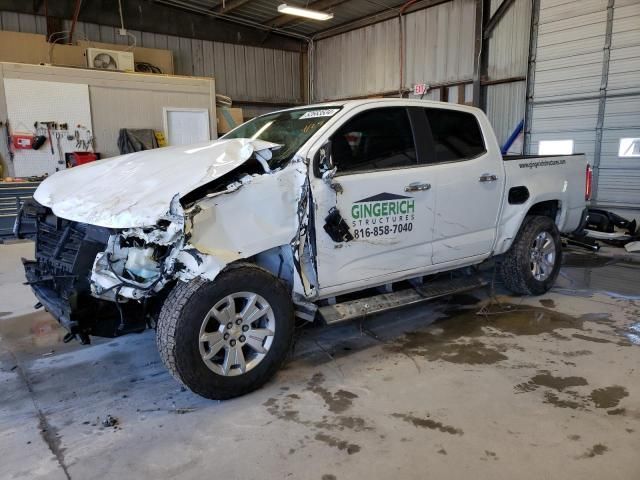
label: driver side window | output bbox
[331,107,417,174]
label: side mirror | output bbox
[312,140,334,178]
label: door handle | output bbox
[405,182,431,192]
[479,173,498,182]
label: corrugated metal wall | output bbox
[0,11,302,105]
[527,0,640,212]
[313,17,400,101]
[486,81,527,146]
[313,0,530,149]
[313,0,477,101]
[598,0,640,209]
[485,0,531,147]
[404,0,476,87]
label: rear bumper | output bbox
[572,207,590,235]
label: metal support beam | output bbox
[591,0,615,203]
[479,0,491,109]
[0,0,305,51]
[213,0,252,13]
[268,0,349,28]
[483,0,516,39]
[313,0,451,40]
[481,76,526,86]
[523,0,540,153]
[472,0,490,108]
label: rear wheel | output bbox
[499,215,562,295]
[156,266,294,399]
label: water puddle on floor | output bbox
[0,311,66,353]
[560,252,640,299]
[384,254,640,363]
[384,302,597,365]
[589,386,629,409]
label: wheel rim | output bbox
[198,292,275,377]
[530,231,556,281]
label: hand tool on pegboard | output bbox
[35,121,58,154]
[47,123,54,154]
[55,131,65,165]
[1,120,15,162]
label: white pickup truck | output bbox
[17,99,590,399]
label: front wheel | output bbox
[499,215,562,295]
[156,266,294,400]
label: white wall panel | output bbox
[4,78,93,177]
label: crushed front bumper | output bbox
[16,200,151,340]
[23,258,75,331]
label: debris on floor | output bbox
[581,208,639,247]
[101,415,119,428]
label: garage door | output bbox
[526,0,640,214]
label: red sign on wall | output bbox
[12,134,34,149]
[414,83,427,96]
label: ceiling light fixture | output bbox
[277,3,334,21]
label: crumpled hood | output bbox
[34,138,279,228]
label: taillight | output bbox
[585,164,593,201]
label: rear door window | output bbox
[425,108,486,163]
[331,107,417,174]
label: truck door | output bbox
[310,106,436,292]
[421,107,504,264]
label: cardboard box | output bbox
[216,107,243,134]
[0,31,48,65]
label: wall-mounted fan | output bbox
[93,52,118,69]
[85,48,135,72]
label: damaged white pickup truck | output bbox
[16,99,590,399]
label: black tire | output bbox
[499,215,562,295]
[156,265,294,400]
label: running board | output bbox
[318,276,488,325]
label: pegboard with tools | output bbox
[3,78,95,177]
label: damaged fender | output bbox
[183,159,313,289]
[89,156,316,303]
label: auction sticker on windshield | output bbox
[350,193,415,239]
[300,109,340,119]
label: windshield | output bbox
[222,106,342,167]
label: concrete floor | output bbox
[1,241,639,480]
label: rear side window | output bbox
[331,107,417,174]
[425,108,486,163]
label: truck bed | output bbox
[491,153,589,256]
